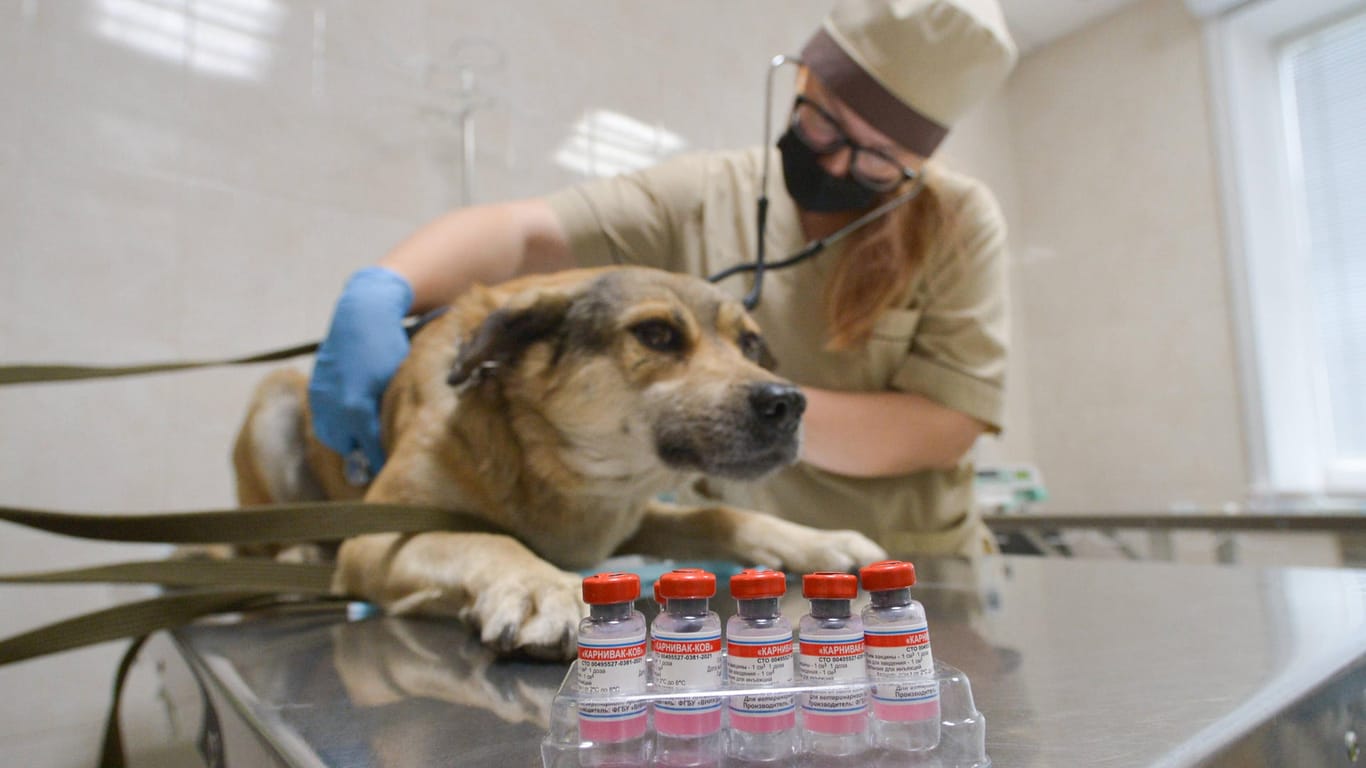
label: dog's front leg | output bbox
[335,532,584,660]
[619,499,887,573]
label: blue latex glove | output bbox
[308,266,414,483]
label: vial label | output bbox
[866,624,938,713]
[577,630,648,722]
[798,630,867,718]
[727,631,795,718]
[652,629,723,715]
[865,624,933,678]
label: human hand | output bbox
[308,266,414,483]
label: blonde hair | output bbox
[823,168,947,350]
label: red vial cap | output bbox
[582,572,640,605]
[802,571,858,599]
[730,568,787,599]
[860,560,916,591]
[657,568,716,599]
[660,567,705,599]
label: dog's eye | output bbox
[739,332,764,362]
[631,320,684,352]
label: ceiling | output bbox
[999,0,1146,52]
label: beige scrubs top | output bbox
[546,148,1008,557]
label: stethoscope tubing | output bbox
[708,177,926,285]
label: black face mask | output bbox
[778,128,879,213]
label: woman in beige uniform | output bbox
[307,0,1018,558]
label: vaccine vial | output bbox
[797,571,868,756]
[861,560,940,751]
[724,568,796,761]
[576,572,649,763]
[651,568,724,766]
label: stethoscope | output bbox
[707,55,927,310]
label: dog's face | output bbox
[448,268,805,482]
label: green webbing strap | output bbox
[0,501,506,668]
[0,589,286,666]
[101,635,149,768]
[0,501,504,543]
[0,306,450,387]
[0,558,335,593]
[0,341,322,386]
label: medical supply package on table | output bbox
[541,564,990,767]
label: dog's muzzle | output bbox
[653,381,807,480]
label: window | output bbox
[1202,0,1366,498]
[1282,14,1366,489]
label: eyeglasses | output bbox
[790,95,917,192]
[706,54,926,310]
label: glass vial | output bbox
[724,568,796,761]
[861,560,941,751]
[651,568,723,766]
[797,571,868,756]
[577,572,649,765]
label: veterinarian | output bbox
[309,0,1017,558]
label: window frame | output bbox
[1202,0,1366,500]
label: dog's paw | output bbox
[795,529,889,572]
[338,532,588,660]
[470,567,586,661]
[738,518,888,574]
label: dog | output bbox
[233,266,886,659]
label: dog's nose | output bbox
[748,383,806,432]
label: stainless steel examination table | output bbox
[159,556,1366,767]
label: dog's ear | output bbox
[447,291,573,389]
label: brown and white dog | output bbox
[233,267,885,659]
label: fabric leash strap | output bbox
[0,341,323,385]
[0,588,298,666]
[102,635,149,768]
[0,306,449,386]
[0,501,509,666]
[0,500,502,543]
[0,558,335,592]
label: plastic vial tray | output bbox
[541,658,988,767]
